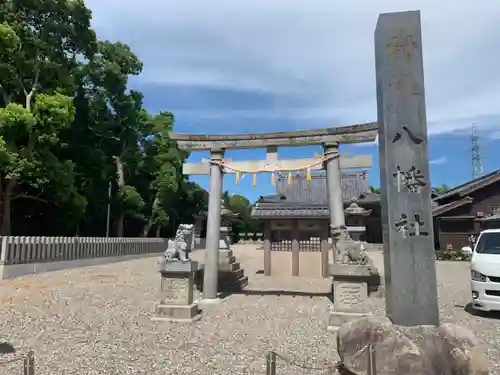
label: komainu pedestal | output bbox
[219,226,231,250]
[153,261,202,323]
[328,264,374,332]
[328,227,381,329]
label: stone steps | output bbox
[219,275,248,293]
[220,267,244,280]
[194,254,248,294]
[219,249,233,258]
[194,272,248,293]
[219,255,236,264]
[219,262,240,272]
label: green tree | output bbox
[172,180,207,232]
[138,112,187,237]
[0,0,208,237]
[223,192,262,241]
[433,184,450,195]
[0,0,96,234]
[369,185,380,194]
[84,40,146,236]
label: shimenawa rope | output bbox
[208,152,340,187]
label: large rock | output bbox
[337,316,489,375]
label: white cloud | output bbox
[429,156,448,165]
[85,0,500,134]
[488,130,500,141]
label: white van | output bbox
[470,229,500,311]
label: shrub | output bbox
[436,248,471,261]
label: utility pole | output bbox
[471,123,483,179]
[106,181,112,237]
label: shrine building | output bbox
[251,170,382,250]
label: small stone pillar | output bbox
[327,264,374,332]
[194,216,204,249]
[219,226,231,251]
[320,222,330,278]
[153,261,202,323]
[263,222,272,276]
[186,224,195,251]
[219,202,236,256]
[291,220,300,276]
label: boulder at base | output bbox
[337,316,489,375]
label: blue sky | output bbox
[86,0,500,202]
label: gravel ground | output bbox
[0,245,499,375]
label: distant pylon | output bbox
[471,123,483,179]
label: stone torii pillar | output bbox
[323,143,346,261]
[202,149,224,302]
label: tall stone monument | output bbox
[332,13,490,374]
[375,10,439,326]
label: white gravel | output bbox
[0,245,499,375]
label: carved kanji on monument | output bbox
[376,10,439,326]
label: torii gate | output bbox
[169,122,378,303]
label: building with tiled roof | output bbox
[251,170,382,246]
[252,171,379,217]
[431,169,500,249]
[249,166,500,253]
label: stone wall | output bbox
[0,236,169,279]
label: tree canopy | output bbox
[222,191,262,241]
[433,184,450,195]
[0,0,209,237]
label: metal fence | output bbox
[1,346,377,375]
[0,351,35,375]
[265,344,376,375]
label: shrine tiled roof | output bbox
[251,206,330,218]
[274,171,370,204]
[251,171,379,219]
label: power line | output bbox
[471,123,483,179]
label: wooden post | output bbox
[291,220,300,276]
[320,221,330,278]
[264,221,272,276]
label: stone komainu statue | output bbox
[163,224,194,262]
[332,227,370,265]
